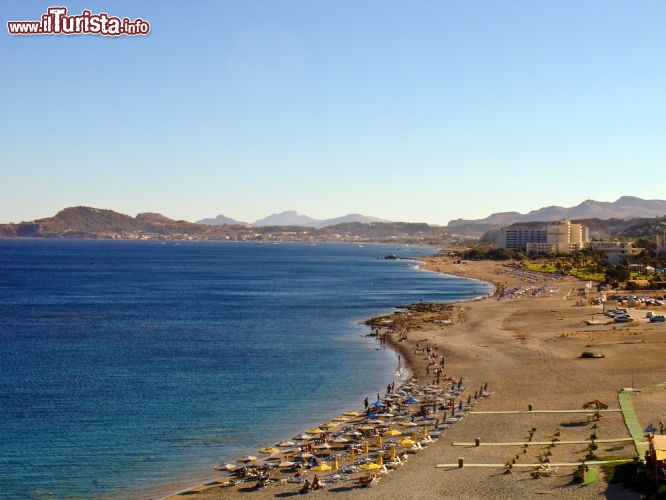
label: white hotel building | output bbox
[496,219,589,255]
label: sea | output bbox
[0,239,493,499]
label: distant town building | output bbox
[586,241,643,265]
[497,219,589,255]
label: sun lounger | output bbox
[356,474,380,487]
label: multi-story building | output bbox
[497,219,589,255]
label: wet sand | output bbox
[167,256,666,499]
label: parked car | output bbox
[646,311,654,318]
[649,315,665,323]
[614,316,633,323]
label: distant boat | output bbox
[383,254,398,260]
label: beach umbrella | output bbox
[307,428,325,435]
[344,411,361,417]
[372,401,385,408]
[376,434,383,448]
[277,440,295,447]
[312,462,332,472]
[400,421,418,427]
[222,463,237,472]
[320,422,336,429]
[421,426,428,439]
[400,438,415,447]
[332,416,350,422]
[259,447,280,454]
[389,444,397,460]
[412,432,418,442]
[294,433,314,441]
[278,460,296,468]
[237,455,257,463]
[363,440,369,455]
[359,462,381,471]
[404,397,419,404]
[333,456,339,472]
[384,429,402,437]
[330,437,349,447]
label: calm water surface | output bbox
[0,240,492,498]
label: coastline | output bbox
[166,255,666,499]
[154,253,483,499]
[160,256,499,499]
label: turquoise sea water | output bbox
[0,240,492,498]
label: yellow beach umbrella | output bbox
[384,429,402,437]
[376,452,383,466]
[376,434,383,448]
[320,422,336,429]
[390,444,397,460]
[421,426,428,439]
[400,438,415,447]
[363,440,369,455]
[344,411,361,417]
[359,462,381,471]
[333,456,339,471]
[259,447,280,454]
[412,432,418,442]
[332,416,350,422]
[307,428,324,435]
[312,462,332,472]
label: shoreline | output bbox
[160,255,499,499]
[167,255,666,499]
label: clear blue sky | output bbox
[2,1,666,225]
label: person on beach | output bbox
[312,474,323,489]
[300,479,311,493]
[364,397,369,411]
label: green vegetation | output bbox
[599,456,666,499]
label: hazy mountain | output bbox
[253,211,321,227]
[197,214,247,226]
[317,214,390,228]
[251,211,390,228]
[448,196,666,236]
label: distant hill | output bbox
[251,211,390,228]
[316,214,390,228]
[0,206,449,243]
[0,206,202,239]
[448,196,666,237]
[253,211,320,227]
[197,214,247,226]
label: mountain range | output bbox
[447,196,666,237]
[197,210,389,228]
[0,206,448,243]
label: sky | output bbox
[2,1,666,226]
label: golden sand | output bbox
[168,256,666,499]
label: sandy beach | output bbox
[168,255,666,499]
